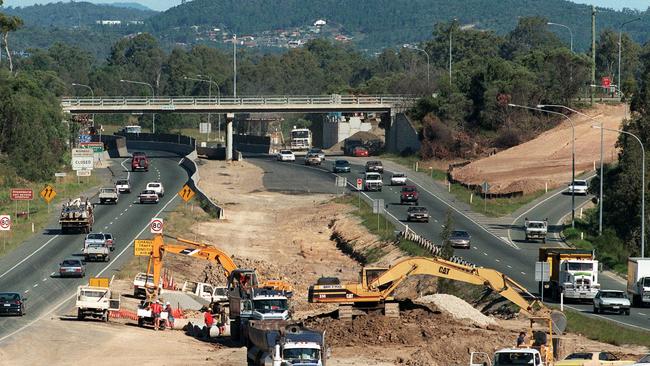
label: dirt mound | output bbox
[415,294,496,328]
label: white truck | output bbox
[525,218,548,243]
[83,233,110,262]
[471,348,547,366]
[181,281,228,304]
[539,248,600,301]
[75,285,120,322]
[132,272,161,298]
[390,172,407,185]
[247,320,328,366]
[98,187,119,204]
[364,172,383,192]
[627,257,650,307]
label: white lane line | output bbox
[483,252,488,256]
[0,194,179,344]
[434,219,438,223]
[109,222,113,225]
[120,158,131,180]
[638,312,646,316]
[563,304,650,331]
[473,246,478,250]
[124,208,128,212]
[32,284,38,288]
[521,271,526,275]
[42,278,47,282]
[507,265,512,268]
[120,213,124,216]
[24,290,29,294]
[50,272,55,276]
[495,259,501,262]
[129,204,133,208]
[104,226,108,230]
[0,235,60,280]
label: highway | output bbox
[0,149,186,341]
[249,155,650,331]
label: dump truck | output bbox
[247,320,327,366]
[539,248,600,301]
[59,198,94,234]
[75,278,120,322]
[627,257,650,307]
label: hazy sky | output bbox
[2,0,649,12]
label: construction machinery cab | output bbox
[228,269,260,294]
[362,267,388,288]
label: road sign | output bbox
[178,184,195,202]
[89,277,110,288]
[601,76,611,88]
[76,169,92,177]
[199,122,212,134]
[10,189,33,201]
[71,156,94,171]
[39,185,57,203]
[335,177,347,188]
[0,215,11,231]
[150,218,164,234]
[54,172,67,178]
[372,199,384,214]
[72,148,93,157]
[80,142,104,153]
[134,239,154,256]
[356,178,363,190]
[481,181,490,193]
[535,262,550,282]
[78,134,91,143]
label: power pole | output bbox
[591,5,596,106]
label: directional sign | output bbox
[0,215,11,231]
[356,178,363,191]
[178,185,195,202]
[199,122,211,134]
[54,172,67,178]
[10,189,33,201]
[335,177,347,188]
[39,185,57,203]
[134,239,154,256]
[372,199,384,214]
[80,142,104,153]
[76,169,92,177]
[535,262,550,282]
[78,134,91,143]
[150,218,164,234]
[72,148,93,158]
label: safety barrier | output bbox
[398,227,475,268]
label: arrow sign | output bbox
[150,218,164,234]
[0,215,11,231]
[177,184,195,202]
[39,185,57,203]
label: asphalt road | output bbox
[0,148,187,342]
[249,155,650,332]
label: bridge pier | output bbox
[226,113,234,161]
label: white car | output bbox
[146,182,164,197]
[390,173,407,185]
[115,179,131,193]
[308,148,325,160]
[567,179,588,195]
[277,150,295,162]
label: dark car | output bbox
[400,186,419,205]
[449,230,471,249]
[333,160,351,173]
[406,206,429,223]
[59,258,86,278]
[0,292,26,316]
[365,160,384,173]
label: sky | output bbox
[2,0,649,12]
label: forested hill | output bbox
[1,1,156,27]
[149,0,649,51]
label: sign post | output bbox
[356,178,363,209]
[372,199,384,232]
[535,261,551,303]
[39,185,57,213]
[0,215,10,252]
[481,181,490,213]
[10,189,33,221]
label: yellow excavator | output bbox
[143,234,293,298]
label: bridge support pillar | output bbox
[226,113,234,161]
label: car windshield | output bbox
[0,293,19,302]
[87,234,104,240]
[644,278,650,287]
[572,181,587,186]
[280,150,292,154]
[283,348,320,361]
[528,222,545,228]
[253,299,288,314]
[148,183,160,188]
[494,352,534,365]
[142,190,155,195]
[452,231,469,238]
[214,288,227,296]
[291,130,309,138]
[402,187,416,192]
[409,207,426,212]
[116,180,128,185]
[62,260,80,267]
[105,234,113,240]
[393,173,405,177]
[336,160,349,166]
[101,188,115,193]
[601,291,625,298]
[567,262,593,271]
[565,353,591,360]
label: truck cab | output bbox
[560,259,600,300]
[364,172,383,191]
[491,349,545,366]
[525,218,548,243]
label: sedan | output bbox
[449,230,471,249]
[139,190,160,204]
[115,179,131,193]
[333,160,351,173]
[59,258,86,278]
[593,290,631,315]
[406,206,429,223]
[0,292,26,316]
[567,179,588,195]
[352,146,369,157]
[277,150,296,161]
[308,148,325,160]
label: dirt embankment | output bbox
[452,104,626,194]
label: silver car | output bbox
[593,290,630,315]
[449,230,471,249]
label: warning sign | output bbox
[39,185,57,203]
[134,239,154,256]
[178,184,195,202]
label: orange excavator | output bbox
[143,234,293,298]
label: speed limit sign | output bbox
[0,215,11,231]
[150,218,163,234]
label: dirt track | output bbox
[452,104,626,194]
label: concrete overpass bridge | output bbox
[61,95,417,159]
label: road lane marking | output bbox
[120,158,131,180]
[473,246,478,250]
[638,312,646,316]
[42,278,47,282]
[33,284,38,288]
[521,272,526,275]
[50,272,55,276]
[0,235,60,280]
[507,265,512,268]
[483,252,488,256]
[104,226,108,230]
[0,193,180,344]
[109,222,113,225]
[495,259,500,262]
[24,290,29,293]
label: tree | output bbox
[440,209,455,260]
[501,17,564,60]
[0,14,23,73]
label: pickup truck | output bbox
[146,182,165,197]
[133,272,160,298]
[365,160,384,173]
[304,153,322,166]
[83,233,110,262]
[364,172,383,191]
[76,285,120,322]
[400,186,419,205]
[99,187,119,204]
[115,179,131,193]
[390,173,407,185]
[181,281,228,304]
[139,190,160,204]
[524,218,548,243]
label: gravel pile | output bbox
[416,294,496,328]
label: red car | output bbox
[131,155,149,172]
[352,146,369,157]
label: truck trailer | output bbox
[627,257,650,307]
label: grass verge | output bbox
[0,173,100,257]
[564,308,650,347]
[333,193,397,241]
[379,153,447,181]
[449,183,545,217]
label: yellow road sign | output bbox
[89,277,110,288]
[39,185,57,203]
[178,184,195,202]
[134,239,154,256]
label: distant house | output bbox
[334,35,351,42]
[127,20,144,25]
[314,19,326,27]
[96,20,122,26]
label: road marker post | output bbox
[470,193,473,204]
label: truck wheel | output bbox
[77,309,85,320]
[137,318,144,327]
[102,311,109,322]
[230,320,241,344]
[625,309,630,316]
[105,256,110,262]
[593,306,599,314]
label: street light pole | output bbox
[233,34,237,98]
[402,44,430,87]
[71,83,95,127]
[120,79,155,134]
[594,125,645,257]
[547,22,574,52]
[185,75,222,141]
[618,18,641,97]
[449,23,453,83]
[509,104,576,228]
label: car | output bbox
[567,179,589,195]
[556,351,635,366]
[277,149,296,162]
[132,151,146,157]
[139,190,160,204]
[308,148,325,160]
[593,290,631,315]
[390,173,407,185]
[365,160,384,173]
[131,155,149,171]
[352,146,369,157]
[104,233,115,252]
[115,179,131,193]
[400,186,419,205]
[59,258,86,278]
[304,153,322,166]
[633,354,650,366]
[333,160,351,173]
[449,230,471,249]
[0,292,26,316]
[406,206,429,222]
[146,182,165,197]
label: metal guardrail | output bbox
[61,95,416,109]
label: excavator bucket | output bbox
[550,310,567,335]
